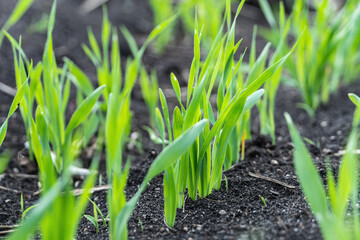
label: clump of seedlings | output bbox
[285,92,360,239]
[155,0,300,226]
[259,0,360,117]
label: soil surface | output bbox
[0,0,358,239]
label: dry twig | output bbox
[248,172,296,189]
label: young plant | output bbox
[0,79,28,148]
[7,2,105,239]
[0,0,33,46]
[84,198,107,234]
[0,79,28,173]
[140,68,159,128]
[105,78,207,239]
[64,7,177,150]
[285,107,360,240]
[149,0,174,53]
[259,0,360,117]
[149,0,232,51]
[349,93,360,127]
[7,2,103,172]
[256,1,291,143]
[156,0,299,226]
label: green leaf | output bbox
[349,93,360,108]
[258,0,277,29]
[65,85,105,137]
[0,78,28,147]
[244,89,264,112]
[8,181,64,240]
[0,0,34,46]
[170,73,183,109]
[284,112,329,223]
[143,126,167,145]
[120,26,139,57]
[113,119,207,239]
[0,151,11,174]
[64,57,94,95]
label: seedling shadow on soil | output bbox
[0,0,358,239]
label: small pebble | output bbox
[196,225,202,231]
[160,227,165,232]
[323,148,332,154]
[130,131,139,140]
[219,210,226,215]
[188,238,194,240]
[320,121,328,127]
[183,227,189,231]
[270,159,279,165]
[330,136,336,141]
[5,199,11,203]
[337,130,342,136]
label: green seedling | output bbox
[156,0,299,227]
[349,93,360,127]
[150,0,228,50]
[106,83,207,240]
[140,68,159,128]
[285,107,360,240]
[7,0,105,171]
[138,219,144,231]
[0,79,28,174]
[149,0,174,53]
[20,193,37,222]
[255,4,291,143]
[260,196,267,207]
[26,13,49,34]
[224,175,228,192]
[0,0,33,46]
[84,198,107,233]
[259,0,360,118]
[0,78,28,148]
[8,2,105,239]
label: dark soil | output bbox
[0,0,358,239]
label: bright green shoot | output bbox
[105,67,207,239]
[150,0,228,50]
[7,2,105,239]
[0,0,34,46]
[0,72,29,174]
[140,68,159,128]
[108,119,207,240]
[65,6,177,111]
[156,0,298,227]
[149,0,174,53]
[260,0,360,118]
[84,198,107,233]
[0,79,28,147]
[256,1,291,143]
[7,1,104,173]
[349,93,360,127]
[285,110,360,240]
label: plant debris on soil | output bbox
[0,0,358,239]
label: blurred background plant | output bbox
[149,0,226,52]
[259,0,360,118]
[285,92,360,240]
